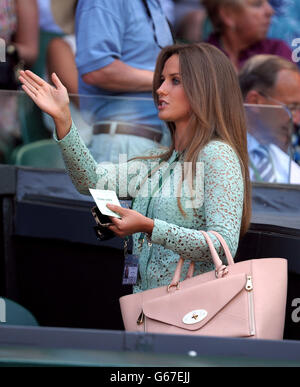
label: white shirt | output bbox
[247,133,300,184]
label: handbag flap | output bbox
[143,273,247,331]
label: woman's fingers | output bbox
[51,72,64,90]
[21,84,37,101]
[24,70,44,86]
[109,217,122,227]
[108,216,127,237]
[19,75,38,95]
[108,224,124,237]
[106,204,126,217]
[108,224,119,234]
[108,224,128,238]
[19,70,42,91]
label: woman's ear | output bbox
[219,5,238,30]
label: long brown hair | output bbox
[142,43,251,237]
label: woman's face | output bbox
[224,0,274,45]
[156,54,192,129]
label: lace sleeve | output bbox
[54,122,101,195]
[54,122,162,198]
[151,141,244,261]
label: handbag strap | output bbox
[208,231,235,266]
[168,230,235,289]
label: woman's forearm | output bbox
[82,60,154,92]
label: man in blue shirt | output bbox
[75,0,174,162]
[239,54,300,184]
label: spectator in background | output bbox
[58,0,173,163]
[49,0,174,96]
[173,0,203,26]
[47,35,77,97]
[239,54,300,183]
[175,8,206,43]
[0,0,39,75]
[202,0,292,71]
[42,1,91,146]
[172,0,206,43]
[46,0,77,96]
[0,0,39,162]
[49,0,173,160]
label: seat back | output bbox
[1,298,39,326]
[14,139,65,169]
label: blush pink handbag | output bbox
[119,231,288,340]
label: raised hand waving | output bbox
[19,70,72,139]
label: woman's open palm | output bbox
[19,70,69,120]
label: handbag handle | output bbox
[208,231,235,266]
[168,231,235,291]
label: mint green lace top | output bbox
[55,123,244,293]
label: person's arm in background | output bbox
[47,37,80,108]
[47,37,78,95]
[82,60,154,92]
[76,0,155,93]
[14,0,39,66]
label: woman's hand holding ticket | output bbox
[106,204,154,238]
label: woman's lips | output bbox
[158,101,168,110]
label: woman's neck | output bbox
[174,122,190,152]
[220,30,249,71]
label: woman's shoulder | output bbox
[199,140,238,161]
[259,38,292,59]
[199,141,242,178]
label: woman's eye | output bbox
[172,78,180,85]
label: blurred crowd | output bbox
[0,0,300,183]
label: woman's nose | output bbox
[156,83,167,96]
[265,1,274,17]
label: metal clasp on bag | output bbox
[215,265,229,279]
[137,311,145,325]
[167,281,180,292]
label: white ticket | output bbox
[89,189,121,219]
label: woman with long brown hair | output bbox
[19,42,251,292]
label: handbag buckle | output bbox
[167,282,180,292]
[215,265,229,279]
